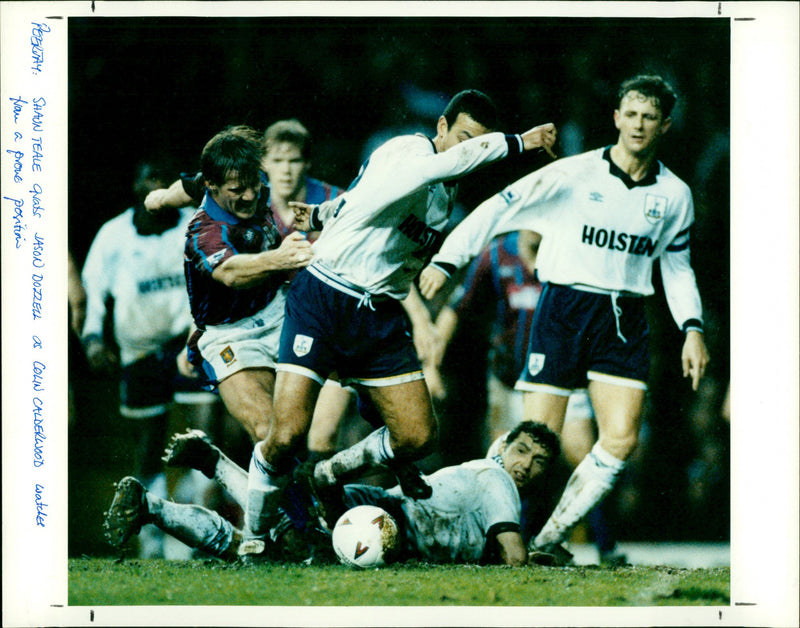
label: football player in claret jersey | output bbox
[420,75,710,564]
[103,421,560,566]
[242,89,558,558]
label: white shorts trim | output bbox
[120,404,168,419]
[513,381,572,397]
[173,391,219,405]
[587,370,648,390]
[275,363,326,386]
[199,287,287,383]
[346,370,425,388]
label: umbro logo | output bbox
[589,192,604,202]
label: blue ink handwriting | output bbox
[32,273,43,320]
[33,395,46,469]
[31,22,50,74]
[35,483,47,526]
[9,95,28,124]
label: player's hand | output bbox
[144,188,168,213]
[176,347,199,379]
[423,361,447,400]
[273,231,314,269]
[520,123,557,159]
[419,266,448,300]
[84,339,118,373]
[289,201,314,231]
[682,330,710,391]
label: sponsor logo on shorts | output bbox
[527,353,545,376]
[643,194,667,223]
[220,346,236,365]
[293,334,314,357]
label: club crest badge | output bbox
[220,346,236,365]
[293,334,314,357]
[643,194,667,224]
[527,353,545,376]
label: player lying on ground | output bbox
[103,421,560,566]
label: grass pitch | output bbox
[69,557,729,607]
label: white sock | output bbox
[534,442,625,548]
[314,426,394,487]
[245,442,288,537]
[148,493,235,558]
[212,450,248,508]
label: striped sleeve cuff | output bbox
[429,261,456,279]
[504,134,524,157]
[308,205,323,231]
[682,319,704,334]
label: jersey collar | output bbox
[603,146,660,189]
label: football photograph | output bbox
[1,1,797,627]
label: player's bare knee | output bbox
[598,432,638,461]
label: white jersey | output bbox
[391,457,521,563]
[432,147,703,330]
[309,131,519,299]
[82,207,195,365]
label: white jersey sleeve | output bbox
[81,213,126,343]
[432,149,705,330]
[659,193,704,331]
[309,132,519,297]
[430,157,567,273]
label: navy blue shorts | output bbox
[277,269,423,387]
[515,283,650,393]
[120,336,216,418]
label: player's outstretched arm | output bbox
[519,123,558,159]
[681,330,710,391]
[145,179,192,213]
[211,232,313,289]
[418,266,449,300]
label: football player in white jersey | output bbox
[104,421,560,566]
[420,75,710,564]
[81,159,223,557]
[243,90,558,555]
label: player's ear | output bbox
[436,115,449,140]
[659,116,673,135]
[613,109,622,130]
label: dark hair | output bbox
[617,74,678,118]
[132,156,177,202]
[506,420,560,463]
[263,119,312,159]
[442,89,498,132]
[200,125,264,188]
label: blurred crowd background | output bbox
[67,15,730,556]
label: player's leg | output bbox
[532,379,644,551]
[311,379,437,498]
[163,428,249,507]
[522,390,570,434]
[245,371,321,538]
[307,380,356,460]
[103,476,241,561]
[217,367,276,442]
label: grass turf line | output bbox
[69,558,729,606]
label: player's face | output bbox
[208,172,261,220]
[613,90,672,156]
[262,142,308,202]
[500,433,552,490]
[435,112,491,152]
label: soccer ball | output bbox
[331,505,400,569]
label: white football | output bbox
[331,505,400,569]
